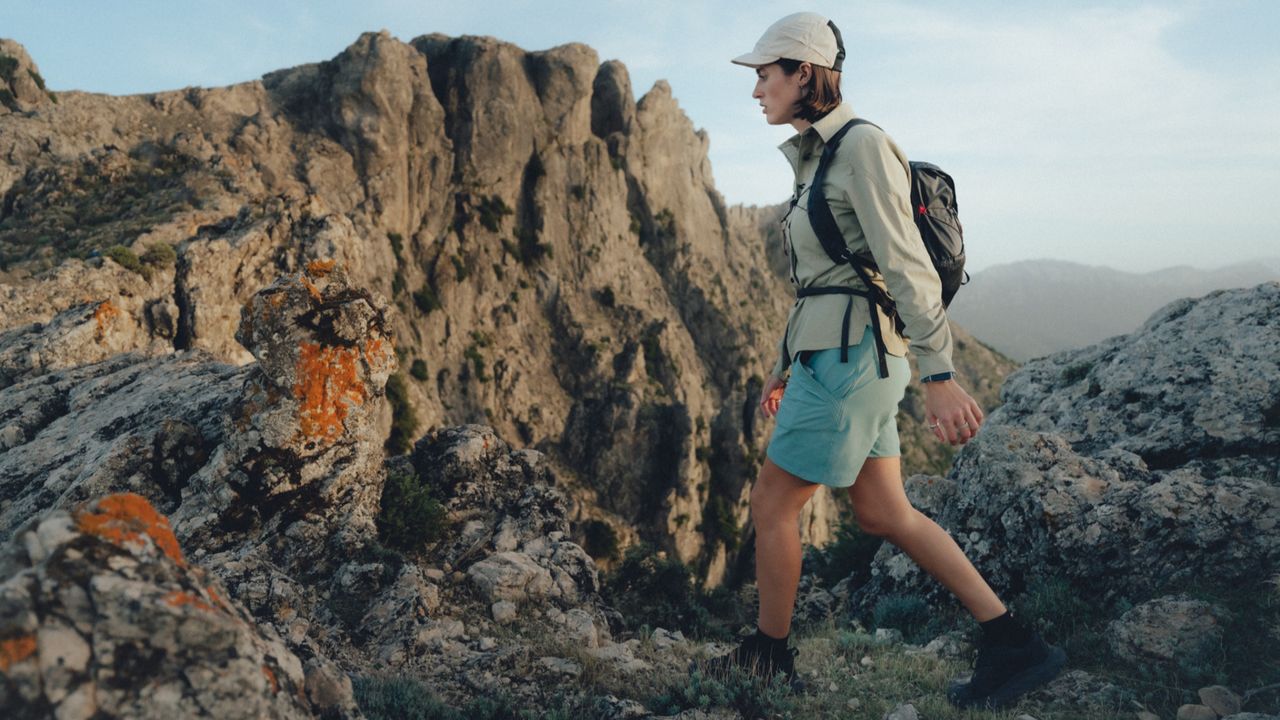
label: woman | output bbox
[699,12,1067,711]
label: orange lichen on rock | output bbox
[299,274,324,303]
[263,664,279,693]
[293,342,368,444]
[74,493,187,568]
[0,635,37,673]
[362,335,393,369]
[306,258,337,277]
[93,300,122,342]
[163,590,216,613]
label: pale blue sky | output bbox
[4,1,1278,272]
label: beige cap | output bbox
[731,12,845,71]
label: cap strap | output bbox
[827,20,845,72]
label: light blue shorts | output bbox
[765,324,911,488]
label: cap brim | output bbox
[730,51,779,67]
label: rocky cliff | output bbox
[0,32,1014,589]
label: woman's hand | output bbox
[759,373,788,419]
[923,379,984,446]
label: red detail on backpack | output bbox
[917,204,928,215]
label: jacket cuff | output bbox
[916,354,955,379]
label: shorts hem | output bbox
[765,445,854,489]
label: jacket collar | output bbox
[777,101,858,170]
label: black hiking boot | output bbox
[946,628,1067,710]
[689,630,807,693]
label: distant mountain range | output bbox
[946,258,1280,361]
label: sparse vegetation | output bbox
[384,372,417,455]
[580,519,619,561]
[476,195,512,232]
[413,283,440,314]
[600,543,747,641]
[375,466,447,553]
[409,359,429,382]
[803,520,883,590]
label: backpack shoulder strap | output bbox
[808,118,878,268]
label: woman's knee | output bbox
[853,506,918,538]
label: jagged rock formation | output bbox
[0,33,1015,589]
[0,262,675,716]
[846,282,1280,626]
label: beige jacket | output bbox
[770,101,955,380]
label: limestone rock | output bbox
[1108,596,1228,666]
[0,495,332,718]
[848,284,1280,617]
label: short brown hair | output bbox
[775,58,842,122]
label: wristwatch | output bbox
[920,371,956,384]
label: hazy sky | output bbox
[4,0,1278,272]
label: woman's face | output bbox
[752,62,807,125]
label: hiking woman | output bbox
[700,12,1067,711]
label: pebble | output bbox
[860,655,874,667]
[1175,704,1216,720]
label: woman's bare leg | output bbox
[847,456,1007,622]
[751,457,822,638]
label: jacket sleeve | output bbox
[837,130,956,378]
[770,330,790,379]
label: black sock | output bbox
[979,610,1032,647]
[755,626,790,652]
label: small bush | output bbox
[140,241,176,268]
[450,254,468,281]
[0,55,17,82]
[376,466,448,553]
[104,244,158,279]
[596,285,616,308]
[387,231,404,261]
[409,359,429,381]
[581,519,619,561]
[476,195,512,232]
[384,372,418,455]
[412,283,440,314]
[570,184,586,200]
[601,543,744,641]
[872,593,932,644]
[804,521,883,590]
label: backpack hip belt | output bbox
[780,285,892,380]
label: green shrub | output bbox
[376,466,447,553]
[655,208,676,236]
[450,254,468,281]
[476,195,512,232]
[601,543,744,641]
[702,495,740,551]
[409,359,429,382]
[581,519,619,561]
[387,231,404,261]
[384,373,418,455]
[804,521,883,589]
[105,244,147,277]
[570,184,585,200]
[463,342,489,383]
[412,283,440,314]
[140,241,176,268]
[0,55,17,82]
[596,285,615,308]
[872,593,932,644]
